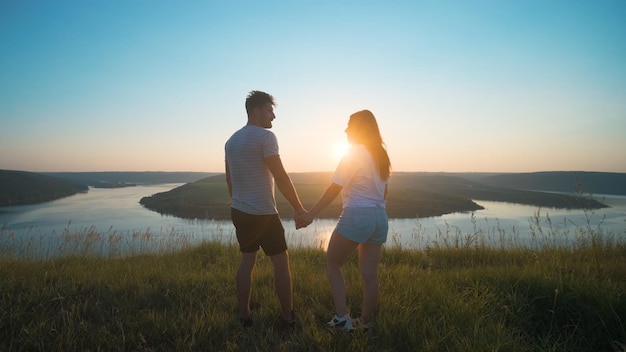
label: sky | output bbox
[1,1,625,174]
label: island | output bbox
[139,172,608,220]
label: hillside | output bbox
[45,171,215,186]
[140,173,487,220]
[476,171,626,195]
[139,172,607,220]
[0,170,88,207]
[391,172,607,209]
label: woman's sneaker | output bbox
[327,314,353,331]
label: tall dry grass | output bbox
[1,211,625,351]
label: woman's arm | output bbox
[301,183,342,223]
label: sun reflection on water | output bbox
[284,219,337,251]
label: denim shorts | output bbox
[335,207,389,244]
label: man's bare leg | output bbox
[237,251,257,319]
[270,250,294,321]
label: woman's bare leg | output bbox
[326,230,359,317]
[358,242,382,323]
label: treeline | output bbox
[0,170,88,206]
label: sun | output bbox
[333,142,350,161]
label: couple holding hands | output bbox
[225,90,391,332]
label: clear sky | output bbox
[1,1,625,173]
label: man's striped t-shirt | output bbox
[225,125,279,215]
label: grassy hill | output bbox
[2,240,624,351]
[139,172,607,220]
[0,170,88,207]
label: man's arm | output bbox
[265,155,305,215]
[225,161,232,197]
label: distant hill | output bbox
[139,172,607,220]
[390,172,606,209]
[0,170,88,206]
[0,171,215,208]
[45,171,215,187]
[476,171,626,196]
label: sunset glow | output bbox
[333,142,351,162]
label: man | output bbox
[225,90,308,329]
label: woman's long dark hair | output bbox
[348,110,391,180]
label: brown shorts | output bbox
[231,208,287,256]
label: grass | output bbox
[1,217,625,351]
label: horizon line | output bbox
[4,169,626,175]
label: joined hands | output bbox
[294,209,314,229]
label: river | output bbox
[1,184,625,258]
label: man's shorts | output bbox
[231,208,287,256]
[335,207,389,244]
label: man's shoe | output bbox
[276,310,297,334]
[239,312,253,328]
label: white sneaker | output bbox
[327,314,353,331]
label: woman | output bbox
[300,109,391,331]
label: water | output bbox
[388,196,626,250]
[1,184,625,258]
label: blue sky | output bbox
[1,0,625,173]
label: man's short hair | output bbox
[245,90,275,115]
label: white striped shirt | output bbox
[225,125,279,215]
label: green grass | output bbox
[1,225,625,351]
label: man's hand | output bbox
[294,209,312,229]
[295,210,314,229]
